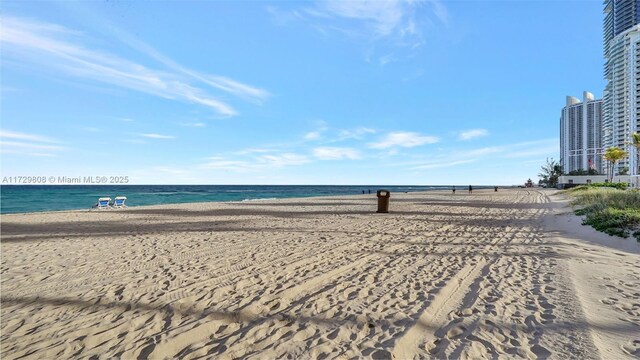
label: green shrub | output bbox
[569,187,640,240]
[580,207,640,238]
[589,182,627,190]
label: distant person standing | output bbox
[468,185,473,194]
[452,186,456,194]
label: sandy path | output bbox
[1,189,638,359]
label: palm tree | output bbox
[631,132,640,175]
[603,147,629,182]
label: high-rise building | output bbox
[602,0,640,175]
[560,92,604,174]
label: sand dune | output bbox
[1,189,638,359]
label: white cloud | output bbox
[140,133,175,139]
[0,130,57,143]
[179,122,206,128]
[118,32,270,103]
[201,152,310,171]
[0,16,271,116]
[0,130,64,157]
[303,120,329,141]
[200,159,254,171]
[313,147,361,160]
[277,0,450,55]
[258,153,310,167]
[80,127,103,132]
[321,1,411,37]
[369,131,439,149]
[235,148,272,155]
[459,129,489,140]
[404,138,558,171]
[304,131,322,140]
[336,127,376,141]
[0,141,64,151]
[411,159,475,170]
[428,1,450,26]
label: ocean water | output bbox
[0,185,457,214]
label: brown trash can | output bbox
[376,189,390,213]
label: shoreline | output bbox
[2,188,638,358]
[0,185,514,216]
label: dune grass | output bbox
[566,186,640,240]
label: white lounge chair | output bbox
[96,197,112,209]
[113,196,127,208]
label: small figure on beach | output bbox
[362,190,365,194]
[494,186,498,192]
[468,185,473,194]
[368,189,371,194]
[452,186,456,194]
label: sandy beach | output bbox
[1,188,638,359]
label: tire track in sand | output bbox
[392,258,489,359]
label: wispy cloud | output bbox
[0,141,65,151]
[0,130,65,157]
[369,131,439,149]
[258,153,310,167]
[80,127,103,133]
[313,147,361,160]
[303,120,329,141]
[0,16,269,116]
[459,129,489,141]
[124,139,147,144]
[304,131,322,140]
[179,122,206,128]
[0,85,24,94]
[201,152,310,171]
[234,148,273,155]
[113,31,270,104]
[404,139,558,170]
[140,133,175,139]
[320,1,418,38]
[336,127,376,141]
[427,1,450,26]
[272,0,450,61]
[0,129,58,143]
[412,159,475,170]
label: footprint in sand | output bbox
[446,324,467,339]
[531,344,551,358]
[621,339,640,357]
[601,297,618,305]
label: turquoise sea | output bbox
[0,185,465,214]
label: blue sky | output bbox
[1,1,606,185]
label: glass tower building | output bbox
[560,92,603,174]
[602,0,640,175]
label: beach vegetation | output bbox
[603,147,629,181]
[568,187,640,240]
[631,132,640,174]
[566,169,599,175]
[587,182,628,190]
[538,158,563,188]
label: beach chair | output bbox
[96,197,112,209]
[113,196,127,208]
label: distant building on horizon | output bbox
[603,0,640,175]
[560,91,603,174]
